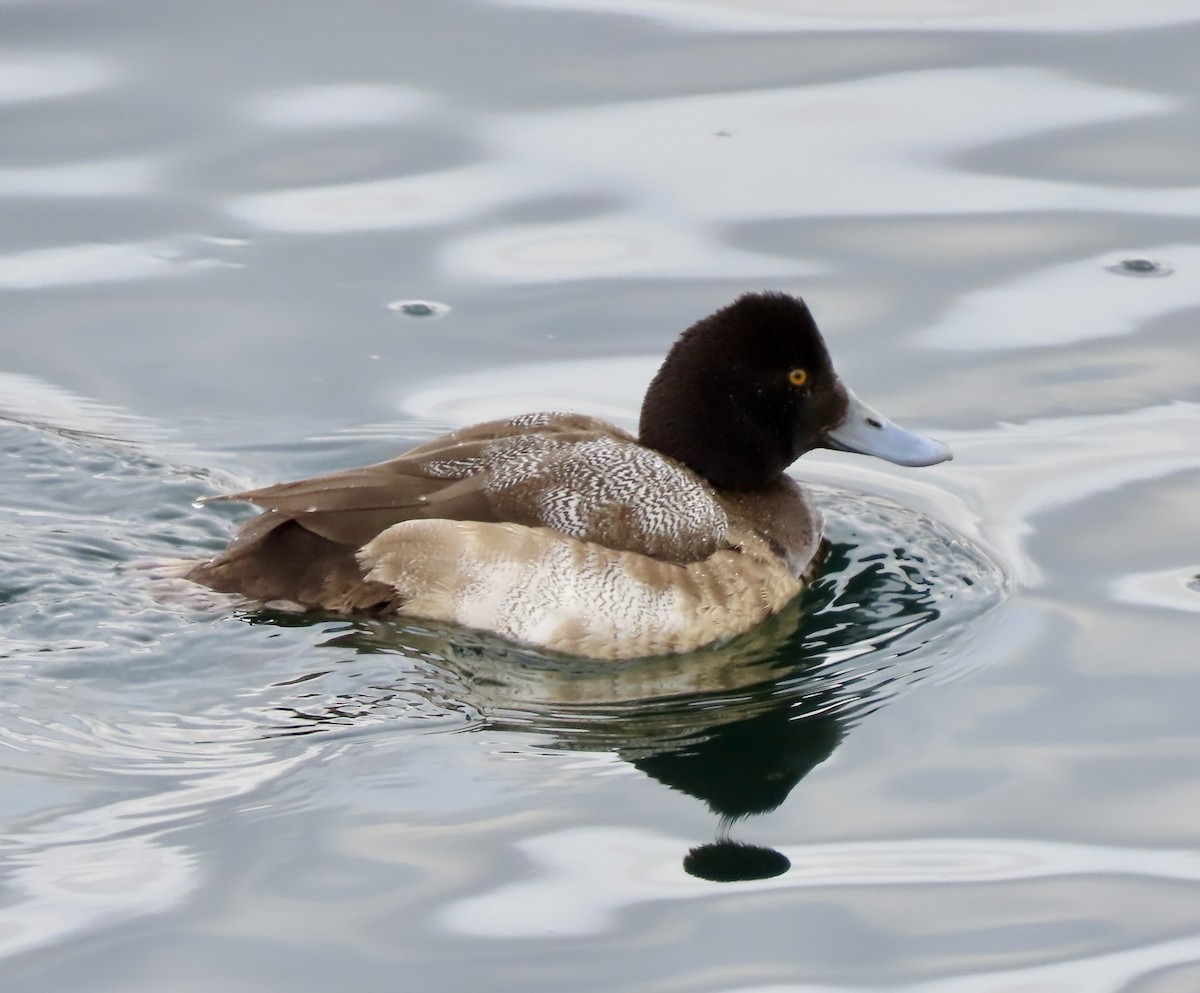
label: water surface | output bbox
[2,1,1200,990]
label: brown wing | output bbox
[202,414,638,547]
[187,415,632,607]
[186,411,728,609]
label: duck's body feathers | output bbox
[199,413,728,561]
[188,412,819,646]
[186,292,950,658]
[361,511,816,660]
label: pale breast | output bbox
[358,520,804,660]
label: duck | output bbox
[185,292,950,659]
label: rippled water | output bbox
[3,0,1200,990]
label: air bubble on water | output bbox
[1106,258,1173,278]
[387,299,450,318]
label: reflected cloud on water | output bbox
[915,245,1200,351]
[0,239,238,290]
[440,215,808,284]
[0,52,117,105]
[484,0,1200,34]
[245,84,434,130]
[0,157,158,197]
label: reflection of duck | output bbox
[188,292,949,658]
[652,704,843,883]
[272,518,1001,880]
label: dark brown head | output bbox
[637,292,950,490]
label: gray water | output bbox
[3,0,1200,990]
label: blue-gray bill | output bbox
[823,386,952,467]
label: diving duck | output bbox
[187,292,950,659]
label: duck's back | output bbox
[185,412,733,612]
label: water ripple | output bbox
[0,240,231,289]
[487,0,1200,34]
[0,52,116,104]
[224,163,555,233]
[441,826,1200,938]
[915,246,1200,351]
[0,158,158,197]
[246,84,434,130]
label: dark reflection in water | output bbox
[262,489,1005,881]
[660,697,842,881]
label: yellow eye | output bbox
[788,368,808,386]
